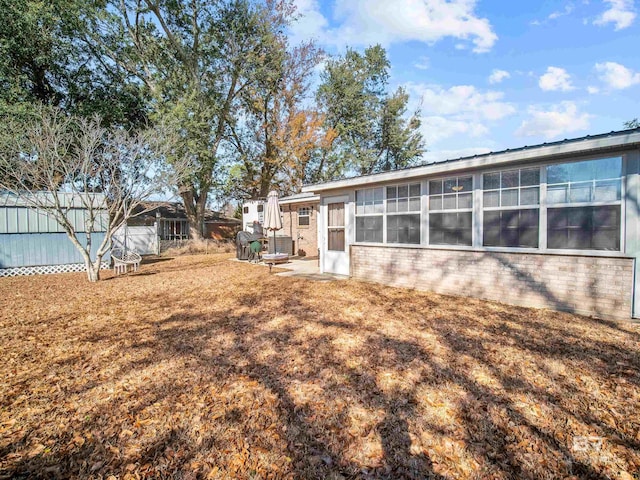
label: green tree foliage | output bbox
[85,0,295,238]
[624,118,640,129]
[0,0,148,127]
[317,45,426,176]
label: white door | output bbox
[322,196,350,275]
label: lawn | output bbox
[1,253,639,480]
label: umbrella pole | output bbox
[272,229,276,254]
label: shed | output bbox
[0,193,110,276]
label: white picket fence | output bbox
[112,225,158,255]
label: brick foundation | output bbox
[351,245,634,320]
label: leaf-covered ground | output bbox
[1,253,639,480]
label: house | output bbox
[0,192,110,276]
[279,192,320,257]
[242,200,265,234]
[114,201,241,255]
[302,127,640,320]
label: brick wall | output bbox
[281,202,319,257]
[351,245,634,320]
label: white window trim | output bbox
[427,174,474,247]
[385,181,422,245]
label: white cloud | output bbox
[516,101,592,139]
[595,61,640,89]
[423,146,492,163]
[290,0,498,53]
[489,69,510,84]
[594,0,636,30]
[413,56,430,70]
[406,83,516,145]
[420,116,489,144]
[587,85,600,94]
[539,67,575,92]
[408,83,516,121]
[549,4,575,19]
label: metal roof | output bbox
[278,192,320,204]
[302,127,640,193]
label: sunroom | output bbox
[304,128,640,320]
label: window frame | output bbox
[428,175,473,246]
[355,187,385,243]
[298,206,311,227]
[385,182,422,245]
[481,166,541,249]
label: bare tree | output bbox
[0,108,187,281]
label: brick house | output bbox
[302,127,640,320]
[279,192,320,258]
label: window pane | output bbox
[443,194,456,210]
[410,183,421,197]
[483,209,539,248]
[547,206,620,251]
[569,182,592,203]
[299,216,310,226]
[387,199,397,213]
[365,189,373,202]
[374,200,384,214]
[547,184,568,204]
[398,185,408,198]
[594,157,622,180]
[429,196,443,210]
[374,188,384,201]
[594,180,621,202]
[569,161,592,183]
[502,170,519,188]
[386,186,396,199]
[484,173,500,190]
[444,179,457,194]
[520,187,540,206]
[429,180,442,195]
[387,214,420,244]
[458,176,473,192]
[397,198,408,212]
[520,168,540,186]
[356,216,383,243]
[365,203,374,214]
[483,191,499,208]
[547,164,570,184]
[501,189,518,207]
[429,212,471,246]
[328,229,345,251]
[458,193,472,209]
[409,197,421,211]
[328,203,344,227]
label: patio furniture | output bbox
[263,252,289,272]
[111,248,142,275]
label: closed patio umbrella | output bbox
[263,190,283,253]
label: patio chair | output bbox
[111,248,142,275]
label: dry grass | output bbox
[1,254,639,480]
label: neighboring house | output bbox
[0,192,110,276]
[114,201,241,255]
[302,127,640,321]
[279,192,320,257]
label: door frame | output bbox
[321,194,350,275]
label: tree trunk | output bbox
[85,259,100,282]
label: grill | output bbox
[236,231,265,260]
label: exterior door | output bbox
[323,197,349,275]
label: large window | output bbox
[483,168,540,247]
[386,183,421,244]
[546,157,622,250]
[428,176,472,246]
[356,187,384,242]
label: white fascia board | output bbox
[302,131,640,193]
[279,195,320,205]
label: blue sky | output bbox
[288,0,640,163]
